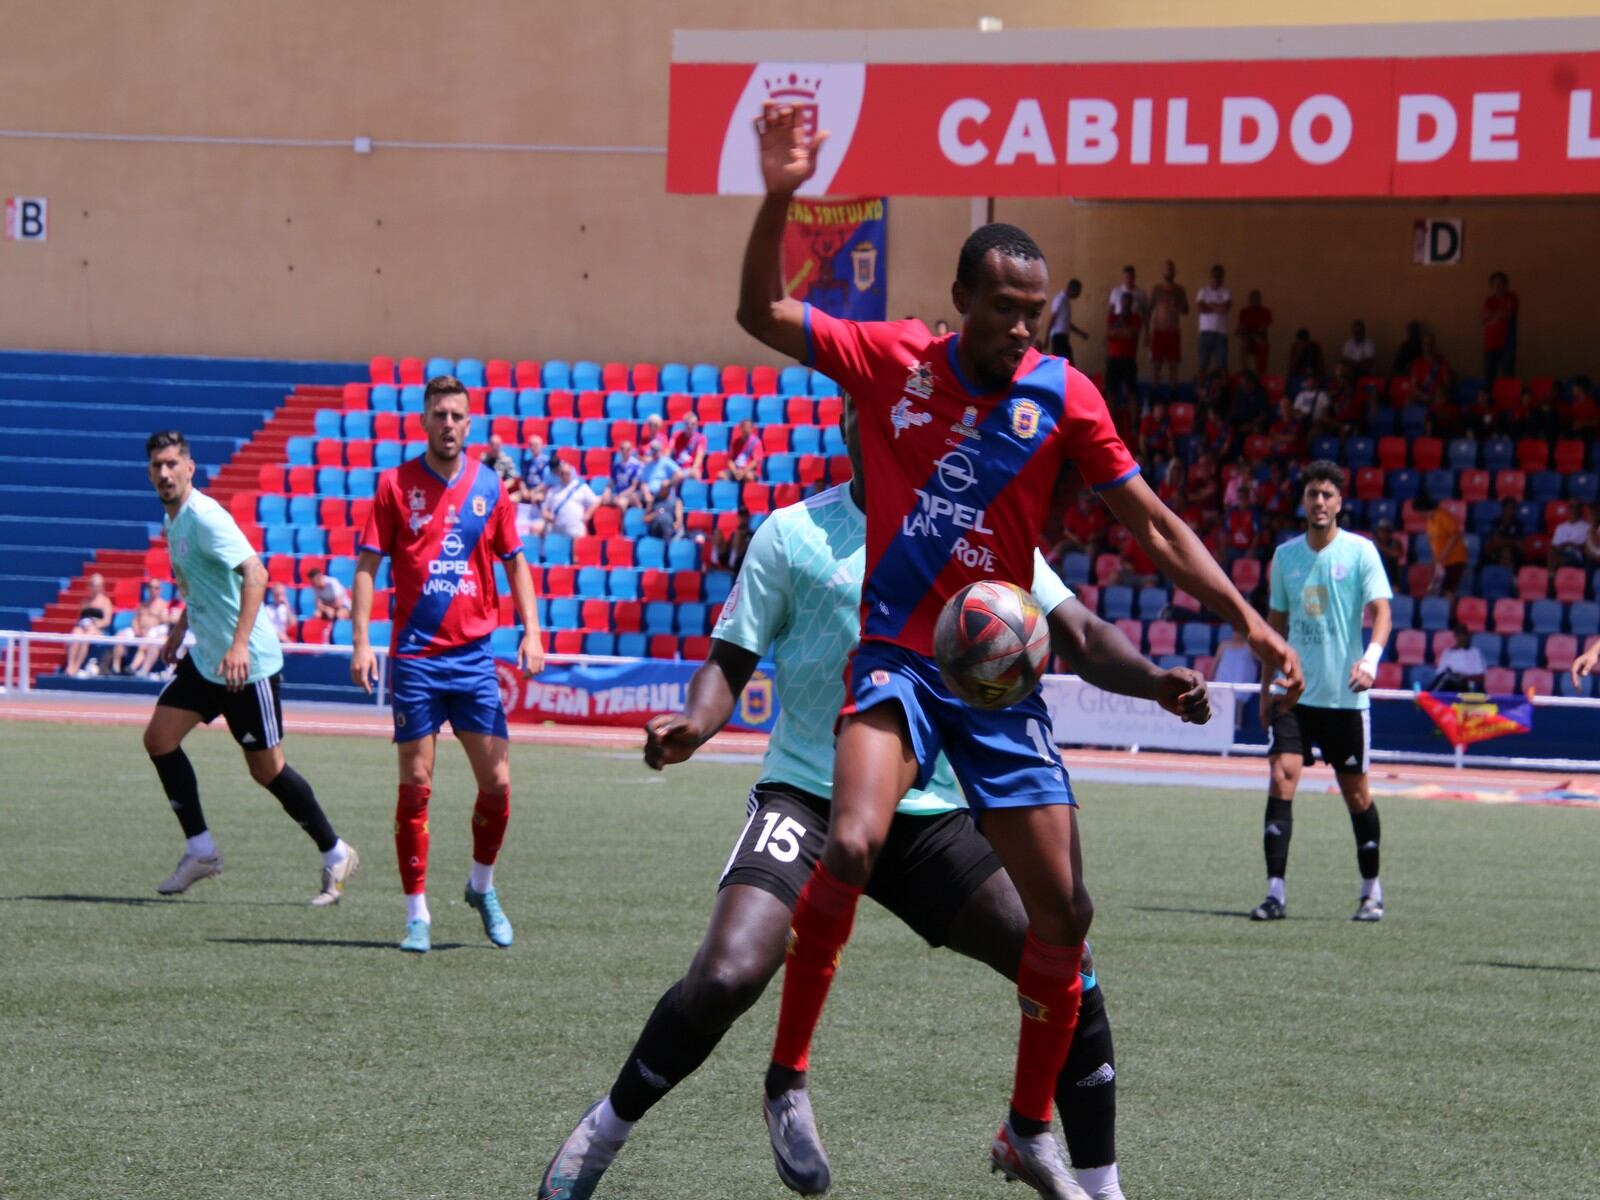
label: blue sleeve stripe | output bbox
[356,543,385,557]
[802,303,816,368]
[1090,464,1141,492]
[499,548,522,561]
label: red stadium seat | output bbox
[258,465,285,494]
[603,537,633,567]
[609,419,638,448]
[632,363,660,392]
[1114,619,1144,651]
[1491,377,1522,406]
[741,483,773,514]
[300,618,331,644]
[1355,468,1385,502]
[1544,501,1571,532]
[543,566,576,597]
[713,512,740,539]
[1168,403,1196,436]
[582,449,611,476]
[1261,374,1285,401]
[490,416,519,445]
[827,455,852,484]
[397,357,426,386]
[1375,662,1403,690]
[672,571,702,602]
[640,570,671,602]
[721,365,748,395]
[761,425,792,454]
[580,600,611,632]
[786,397,815,426]
[704,451,729,479]
[1554,567,1588,603]
[590,506,621,538]
[1169,588,1202,616]
[648,634,678,660]
[797,456,827,486]
[349,498,374,528]
[1411,437,1443,472]
[666,394,694,422]
[1357,374,1384,399]
[228,492,258,528]
[601,362,630,391]
[1493,470,1525,500]
[685,511,714,536]
[1520,532,1549,566]
[572,537,604,568]
[1545,634,1578,671]
[372,412,401,441]
[1431,629,1456,662]
[1406,562,1434,597]
[403,413,427,441]
[319,498,347,528]
[1396,629,1428,665]
[1516,438,1549,472]
[1230,557,1262,594]
[1554,439,1586,473]
[613,601,642,633]
[697,395,725,424]
[1458,469,1489,503]
[345,441,374,468]
[521,417,551,444]
[485,360,513,388]
[1528,376,1556,401]
[1400,501,1430,534]
[514,360,541,387]
[267,555,296,585]
[555,447,582,470]
[577,391,605,420]
[816,396,844,426]
[1492,598,1525,634]
[1243,433,1273,462]
[682,636,711,661]
[553,630,584,655]
[1484,666,1516,693]
[1521,668,1554,696]
[1455,596,1488,633]
[1387,376,1413,405]
[287,466,317,495]
[328,528,357,556]
[546,390,576,419]
[369,356,396,385]
[297,555,328,583]
[750,365,778,396]
[1095,553,1122,587]
[773,483,802,507]
[1377,437,1408,470]
[1147,621,1177,656]
[342,383,371,411]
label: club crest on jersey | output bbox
[948,403,983,442]
[407,487,432,533]
[870,669,890,687]
[903,360,934,400]
[472,495,487,518]
[890,397,932,439]
[1332,561,1348,581]
[445,504,460,528]
[1010,399,1041,440]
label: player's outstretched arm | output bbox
[643,639,760,771]
[735,104,826,362]
[348,550,382,694]
[1101,474,1303,703]
[1573,636,1600,687]
[507,552,544,676]
[1048,597,1211,724]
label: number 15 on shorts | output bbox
[753,811,807,863]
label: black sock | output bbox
[764,1062,805,1101]
[1009,1110,1050,1138]
[264,765,338,853]
[1056,983,1116,1170]
[1350,803,1381,881]
[151,748,206,838]
[610,981,729,1122]
[1264,797,1294,880]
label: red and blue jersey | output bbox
[360,457,523,658]
[804,304,1137,657]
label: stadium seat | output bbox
[1529,471,1564,505]
[1101,587,1134,621]
[1477,565,1513,600]
[1454,596,1488,632]
[1482,666,1515,693]
[575,566,607,598]
[1470,632,1503,665]
[1388,469,1420,502]
[1395,629,1428,666]
[1515,566,1551,601]
[1457,469,1490,503]
[1375,662,1403,690]
[1516,438,1549,472]
[1309,435,1340,463]
[1411,437,1444,472]
[1506,634,1539,669]
[1492,598,1526,634]
[1181,623,1215,657]
[1520,667,1554,696]
[1570,601,1600,637]
[1354,468,1384,502]
[1136,586,1168,619]
[1527,599,1562,636]
[810,373,841,398]
[778,365,810,396]
[1545,633,1578,670]
[1553,567,1588,604]
[1094,554,1122,587]
[1407,563,1435,598]
[666,539,701,572]
[644,633,676,660]
[1446,438,1478,470]
[1114,618,1144,650]
[749,365,778,396]
[1377,437,1408,470]
[1419,596,1452,630]
[817,396,844,426]
[1389,595,1414,629]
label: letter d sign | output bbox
[5,197,47,241]
[1412,217,1462,266]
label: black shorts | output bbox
[1268,704,1369,775]
[156,654,284,751]
[719,783,1001,947]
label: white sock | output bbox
[406,893,430,924]
[1362,877,1383,902]
[187,831,217,858]
[468,861,495,894]
[322,838,349,869]
[1075,1163,1123,1199]
[1267,876,1286,904]
[592,1096,634,1146]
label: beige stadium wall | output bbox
[0,0,1595,374]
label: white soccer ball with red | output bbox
[932,580,1049,709]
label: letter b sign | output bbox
[5,197,47,242]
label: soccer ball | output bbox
[932,580,1049,710]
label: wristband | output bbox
[1359,642,1383,673]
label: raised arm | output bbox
[735,105,828,361]
[643,640,761,769]
[1048,596,1210,723]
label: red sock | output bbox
[471,788,511,864]
[395,784,431,895]
[1011,931,1085,1124]
[771,864,862,1072]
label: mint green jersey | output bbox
[713,483,1072,813]
[164,490,283,685]
[1268,530,1392,711]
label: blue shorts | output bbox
[389,639,508,744]
[842,641,1075,812]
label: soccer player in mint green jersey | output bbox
[1254,460,1393,924]
[141,431,357,905]
[540,404,1211,1200]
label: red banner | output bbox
[1415,690,1535,749]
[669,37,1600,198]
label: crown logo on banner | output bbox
[763,73,823,137]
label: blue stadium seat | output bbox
[724,394,754,425]
[572,361,602,391]
[677,603,708,635]
[542,533,573,565]
[1572,602,1600,637]
[1406,665,1434,690]
[1399,405,1428,437]
[1482,437,1514,471]
[617,632,648,658]
[690,364,721,395]
[580,419,609,448]
[658,364,689,393]
[1388,469,1420,502]
[1446,438,1478,470]
[264,526,296,555]
[1157,655,1187,670]
[765,454,797,484]
[288,495,319,526]
[332,619,354,646]
[1558,671,1595,697]
[1506,633,1539,669]
[371,385,400,412]
[710,481,741,511]
[314,409,343,438]
[534,598,550,628]
[1366,498,1397,527]
[316,468,346,496]
[1529,600,1564,635]
[680,480,710,509]
[1477,565,1513,600]
[1059,553,1090,587]
[605,391,634,420]
[1425,469,1456,501]
[756,395,786,426]
[343,411,373,440]
[634,392,666,422]
[576,567,607,598]
[1411,534,1432,565]
[1470,500,1502,534]
[1389,594,1414,629]
[425,357,452,381]
[1369,407,1398,436]
[1100,586,1133,621]
[490,627,520,658]
[110,610,133,633]
[1181,623,1215,657]
[644,602,676,635]
[286,436,316,466]
[1568,472,1599,504]
[493,562,510,592]
[328,558,357,588]
[584,633,617,657]
[548,598,580,629]
[452,359,484,388]
[1137,586,1168,619]
[517,388,548,418]
[295,528,327,555]
[704,572,733,606]
[666,539,700,572]
[1515,501,1540,534]
[464,424,488,447]
[549,418,580,447]
[346,469,376,498]
[810,374,841,398]
[792,426,822,455]
[374,443,402,470]
[1344,437,1375,469]
[258,495,288,526]
[635,537,667,570]
[622,508,646,538]
[296,588,317,618]
[488,388,517,416]
[1309,436,1340,463]
[1529,471,1564,504]
[1419,597,1452,630]
[1472,632,1504,665]
[400,386,426,413]
[607,568,639,600]
[822,426,847,456]
[778,366,811,396]
[704,424,730,454]
[542,361,573,390]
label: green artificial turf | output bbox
[0,720,1595,1199]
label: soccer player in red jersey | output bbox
[350,376,543,953]
[737,106,1303,1198]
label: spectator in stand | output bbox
[543,458,600,538]
[1483,498,1524,568]
[1223,483,1260,566]
[1409,332,1453,408]
[932,319,951,336]
[1108,264,1148,323]
[1156,457,1186,509]
[482,435,518,485]
[1236,288,1272,377]
[1138,401,1172,462]
[1208,626,1261,727]
[1444,383,1491,439]
[1517,384,1560,440]
[600,440,645,509]
[1569,380,1600,436]
[1416,490,1467,596]
[639,438,682,500]
[1586,507,1600,567]
[1392,320,1425,376]
[512,433,556,510]
[1481,270,1519,382]
[1431,625,1487,692]
[1104,291,1142,414]
[1198,402,1232,459]
[1222,461,1248,508]
[722,418,765,483]
[1372,518,1406,589]
[263,582,295,643]
[1293,371,1334,434]
[1040,278,1086,364]
[1195,264,1232,377]
[1230,369,1270,433]
[1051,489,1109,567]
[670,412,708,479]
[1188,452,1220,511]
[64,573,114,677]
[1114,538,1160,588]
[1286,328,1325,382]
[1257,462,1296,520]
[1198,510,1227,561]
[1327,363,1368,433]
[1550,502,1592,569]
[642,476,684,542]
[111,583,173,675]
[640,412,669,457]
[709,507,754,574]
[307,567,352,622]
[1148,260,1189,385]
[1340,320,1377,378]
[1267,395,1307,459]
